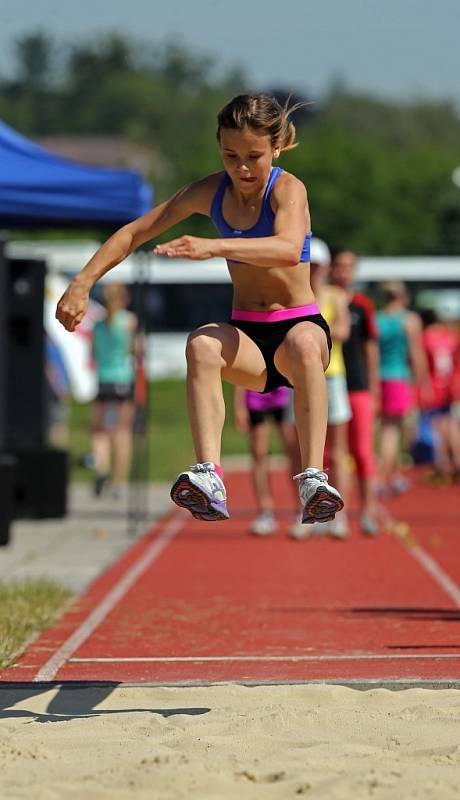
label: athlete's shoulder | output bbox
[202,170,226,187]
[275,169,306,192]
[271,170,308,206]
[187,171,224,194]
[176,172,225,215]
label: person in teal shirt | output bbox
[376,281,429,495]
[92,283,137,498]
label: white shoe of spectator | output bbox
[250,511,277,536]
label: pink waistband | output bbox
[231,304,320,322]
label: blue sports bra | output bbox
[210,166,312,262]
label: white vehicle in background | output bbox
[125,253,460,379]
[7,240,460,383]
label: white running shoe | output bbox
[390,475,411,495]
[289,515,329,540]
[170,462,229,521]
[250,511,277,536]
[294,468,344,524]
[328,511,350,539]
[360,513,380,537]
[289,513,308,540]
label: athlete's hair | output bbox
[381,280,407,304]
[103,283,129,320]
[217,93,302,152]
[330,248,358,265]
[419,307,438,328]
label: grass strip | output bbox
[0,579,73,669]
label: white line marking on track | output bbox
[69,654,460,663]
[34,512,184,682]
[409,545,460,607]
[34,513,460,681]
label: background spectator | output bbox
[234,386,301,536]
[330,250,381,535]
[294,238,351,539]
[420,307,460,482]
[376,281,429,496]
[91,283,137,499]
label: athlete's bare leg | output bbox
[248,421,274,513]
[111,399,135,486]
[278,420,303,509]
[274,321,329,470]
[91,400,111,476]
[379,417,401,491]
[185,323,267,465]
[326,421,350,508]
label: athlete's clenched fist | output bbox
[55,279,90,332]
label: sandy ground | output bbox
[1,683,460,799]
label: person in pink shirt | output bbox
[420,308,460,481]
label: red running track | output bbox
[1,468,460,685]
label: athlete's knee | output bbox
[250,436,268,460]
[186,330,222,368]
[284,331,322,369]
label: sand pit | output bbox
[1,683,460,799]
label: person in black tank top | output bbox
[330,249,381,535]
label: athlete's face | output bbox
[330,251,357,290]
[219,127,277,191]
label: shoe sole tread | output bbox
[170,475,229,521]
[301,486,344,524]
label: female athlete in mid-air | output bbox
[56,93,343,526]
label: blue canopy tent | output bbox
[0,123,154,531]
[0,120,153,226]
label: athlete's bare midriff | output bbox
[228,260,316,311]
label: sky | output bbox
[1,0,460,104]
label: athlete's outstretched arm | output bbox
[56,179,210,331]
[154,174,309,268]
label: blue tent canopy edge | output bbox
[0,120,154,226]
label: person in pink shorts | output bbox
[234,386,301,535]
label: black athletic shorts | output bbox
[96,382,134,402]
[229,314,332,393]
[249,406,289,427]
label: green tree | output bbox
[15,32,53,92]
[1,32,460,253]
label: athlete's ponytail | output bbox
[280,116,298,153]
[217,93,303,154]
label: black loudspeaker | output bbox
[0,246,68,522]
[0,454,18,545]
[2,257,47,449]
[13,448,69,519]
